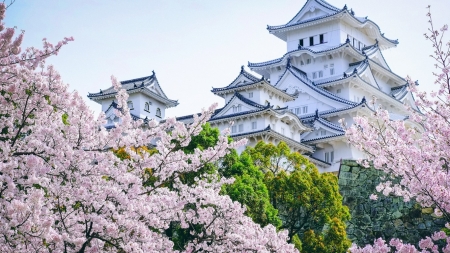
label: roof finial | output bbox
[343,72,348,78]
[261,75,265,81]
[152,70,155,76]
[415,80,419,86]
[241,65,245,73]
[314,109,319,120]
[298,43,302,50]
[343,4,347,10]
[100,89,103,94]
[375,39,379,46]
[350,8,355,15]
[286,57,291,67]
[346,35,350,44]
[353,68,358,74]
[361,96,366,104]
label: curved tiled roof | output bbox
[300,98,370,120]
[267,9,398,46]
[87,72,178,107]
[391,84,409,100]
[316,117,345,132]
[221,66,261,88]
[282,0,341,27]
[284,65,357,106]
[302,132,345,144]
[211,79,296,100]
[248,42,350,68]
[231,125,314,152]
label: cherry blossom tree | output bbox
[0,3,297,252]
[345,6,450,253]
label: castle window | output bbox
[325,151,334,163]
[306,58,311,64]
[319,71,323,78]
[249,92,253,98]
[238,124,244,132]
[281,128,285,135]
[237,104,242,112]
[321,130,326,136]
[232,126,237,133]
[144,102,150,112]
[337,89,341,94]
[312,72,317,79]
[252,121,257,130]
[320,34,324,44]
[127,101,134,110]
[302,106,308,114]
[330,67,335,75]
[309,36,314,46]
[300,60,304,66]
[294,108,300,115]
[156,108,161,117]
[233,106,237,113]
[299,39,304,47]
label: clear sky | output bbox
[5,0,450,118]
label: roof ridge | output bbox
[285,66,357,106]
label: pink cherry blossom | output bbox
[0,3,297,252]
[347,6,450,252]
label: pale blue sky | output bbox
[6,0,450,117]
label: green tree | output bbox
[246,141,351,253]
[220,150,282,228]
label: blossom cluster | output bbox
[346,6,450,252]
[0,3,297,252]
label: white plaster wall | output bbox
[101,98,115,112]
[286,21,341,51]
[269,68,287,85]
[339,21,375,47]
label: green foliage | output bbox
[221,150,282,228]
[245,141,351,253]
[61,113,69,125]
[292,234,302,252]
[182,123,221,153]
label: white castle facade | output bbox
[88,0,418,173]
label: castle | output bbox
[88,0,418,173]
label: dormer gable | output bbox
[302,115,345,141]
[222,66,261,89]
[286,0,340,25]
[211,92,269,119]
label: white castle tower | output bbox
[244,0,419,172]
[88,0,419,174]
[87,71,178,128]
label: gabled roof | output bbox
[277,63,357,106]
[210,92,270,121]
[223,66,261,87]
[87,71,178,108]
[231,125,314,153]
[300,97,371,120]
[248,42,359,70]
[301,114,346,144]
[282,0,341,28]
[362,43,391,70]
[267,4,398,49]
[212,67,296,101]
[103,101,149,128]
